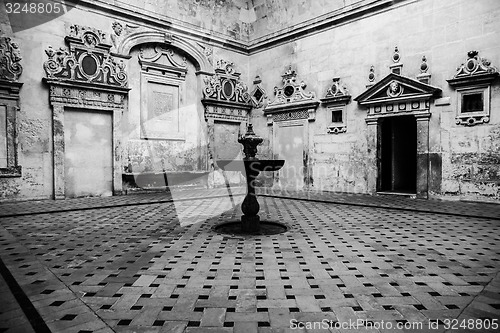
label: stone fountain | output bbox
[215,124,286,234]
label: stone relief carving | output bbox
[416,55,431,84]
[250,75,266,108]
[139,44,187,68]
[449,50,498,83]
[199,43,214,65]
[203,59,251,105]
[202,59,251,122]
[267,66,316,108]
[389,46,403,74]
[0,35,23,81]
[321,77,350,104]
[387,80,403,97]
[43,24,128,88]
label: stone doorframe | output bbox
[355,73,441,198]
[264,67,319,189]
[42,25,130,199]
[366,113,430,198]
[45,84,127,199]
[201,60,252,167]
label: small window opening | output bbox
[331,110,343,123]
[462,93,483,113]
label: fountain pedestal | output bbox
[215,124,284,234]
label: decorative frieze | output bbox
[204,105,248,122]
[48,85,125,109]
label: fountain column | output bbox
[238,124,263,232]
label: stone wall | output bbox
[1,0,499,201]
[0,2,249,200]
[249,0,500,200]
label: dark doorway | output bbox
[379,116,417,193]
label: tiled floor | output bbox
[0,189,499,332]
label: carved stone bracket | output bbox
[0,36,23,81]
[202,59,251,121]
[43,24,128,89]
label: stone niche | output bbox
[43,24,129,199]
[0,34,23,177]
[138,44,188,140]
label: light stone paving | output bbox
[0,191,499,333]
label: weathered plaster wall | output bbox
[0,2,251,200]
[1,0,499,201]
[97,0,252,41]
[249,0,500,200]
[248,0,382,41]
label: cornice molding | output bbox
[76,0,410,55]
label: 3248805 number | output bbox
[443,318,498,330]
[5,2,64,14]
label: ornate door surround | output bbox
[264,67,319,189]
[43,25,129,199]
[355,72,441,198]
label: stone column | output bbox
[52,103,65,199]
[415,114,430,199]
[365,118,378,194]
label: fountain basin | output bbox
[215,159,284,173]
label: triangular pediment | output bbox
[354,73,440,105]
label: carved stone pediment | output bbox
[202,60,251,119]
[447,51,499,87]
[265,67,319,115]
[320,77,351,105]
[355,73,441,121]
[43,24,128,90]
[355,73,440,106]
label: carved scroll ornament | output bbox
[0,36,22,81]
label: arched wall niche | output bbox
[115,31,212,75]
[122,39,210,190]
